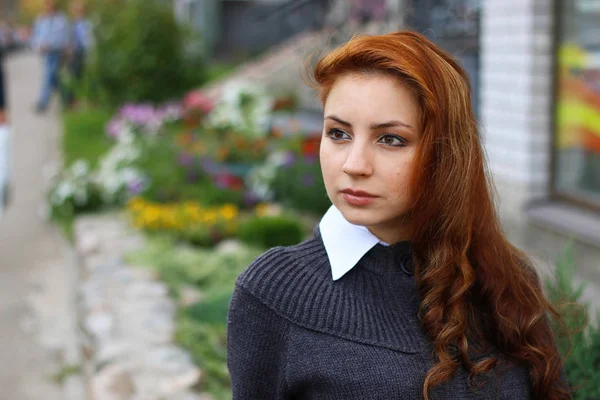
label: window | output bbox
[554,0,600,208]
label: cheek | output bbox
[386,158,415,199]
[319,140,336,176]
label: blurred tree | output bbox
[85,0,207,107]
[18,0,70,24]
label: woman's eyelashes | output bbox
[325,128,407,147]
[378,134,407,147]
[326,128,351,141]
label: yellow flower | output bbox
[255,202,272,217]
[215,147,229,162]
[191,142,208,155]
[202,210,218,225]
[219,204,239,221]
[127,197,146,211]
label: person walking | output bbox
[0,20,10,212]
[0,20,11,123]
[65,0,91,108]
[31,0,69,113]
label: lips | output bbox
[340,189,378,206]
[341,189,378,198]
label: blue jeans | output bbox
[37,50,63,110]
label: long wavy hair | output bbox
[309,31,571,399]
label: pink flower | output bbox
[183,90,214,115]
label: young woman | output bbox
[227,31,570,399]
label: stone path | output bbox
[74,214,210,400]
[0,51,75,399]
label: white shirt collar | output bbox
[319,205,388,281]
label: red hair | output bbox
[309,31,571,399]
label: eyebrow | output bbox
[324,115,414,130]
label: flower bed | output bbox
[50,80,326,229]
[52,79,326,398]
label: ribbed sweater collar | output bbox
[237,228,428,354]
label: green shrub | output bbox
[238,214,305,248]
[88,0,207,107]
[544,243,598,399]
[272,155,331,216]
[134,136,189,202]
[184,288,233,325]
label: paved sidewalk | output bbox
[0,51,75,400]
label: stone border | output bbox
[73,213,212,400]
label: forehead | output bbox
[323,73,419,127]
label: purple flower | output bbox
[106,118,124,138]
[301,173,315,187]
[282,151,297,169]
[244,190,260,207]
[127,179,145,195]
[158,103,183,120]
[214,174,229,189]
[303,154,318,165]
[199,157,217,174]
[178,152,194,167]
[120,104,155,126]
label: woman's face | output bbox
[320,73,421,244]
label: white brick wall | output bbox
[481,0,555,213]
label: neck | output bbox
[367,225,412,245]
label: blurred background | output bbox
[0,0,599,399]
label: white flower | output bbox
[266,150,288,167]
[71,160,90,178]
[50,180,76,206]
[207,80,274,138]
[117,124,136,144]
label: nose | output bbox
[342,142,373,177]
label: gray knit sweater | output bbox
[227,229,532,399]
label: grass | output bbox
[52,106,113,239]
[53,214,75,242]
[61,107,113,168]
[126,237,263,400]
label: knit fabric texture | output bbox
[226,229,532,399]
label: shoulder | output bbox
[235,233,329,305]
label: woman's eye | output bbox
[378,134,406,147]
[326,128,350,141]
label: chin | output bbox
[336,204,381,227]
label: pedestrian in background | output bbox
[0,20,10,212]
[65,0,91,108]
[0,20,13,123]
[31,0,70,114]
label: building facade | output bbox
[480,0,600,283]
